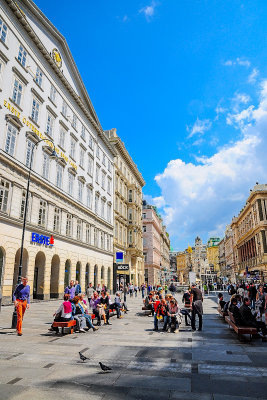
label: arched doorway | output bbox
[107,267,111,290]
[94,265,98,288]
[33,251,45,299]
[85,263,90,288]
[13,248,28,295]
[101,266,105,286]
[76,261,81,284]
[64,260,71,288]
[50,255,60,298]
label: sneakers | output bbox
[93,327,99,331]
[174,329,179,333]
[79,328,86,333]
[17,332,22,336]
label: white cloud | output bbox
[139,1,157,20]
[248,68,259,84]
[151,79,267,249]
[122,15,128,22]
[223,58,251,67]
[187,118,212,138]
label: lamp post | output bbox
[11,138,57,328]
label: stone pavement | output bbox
[0,293,267,400]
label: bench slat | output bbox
[52,320,76,328]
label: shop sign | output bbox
[31,232,54,247]
[117,264,129,271]
[116,252,123,263]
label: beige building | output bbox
[176,251,188,284]
[0,0,115,304]
[231,184,267,282]
[105,129,145,288]
[160,225,171,283]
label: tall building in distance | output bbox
[0,0,115,304]
[142,202,170,285]
[104,128,145,288]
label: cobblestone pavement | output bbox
[0,293,267,400]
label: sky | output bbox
[34,0,267,251]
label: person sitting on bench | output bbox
[144,293,155,316]
[229,297,242,325]
[50,294,73,333]
[239,297,267,340]
[218,293,226,310]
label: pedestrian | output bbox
[75,280,81,295]
[134,284,138,297]
[86,282,94,305]
[190,283,203,331]
[248,283,257,310]
[13,277,30,336]
[64,280,75,300]
[129,283,134,297]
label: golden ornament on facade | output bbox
[52,48,62,68]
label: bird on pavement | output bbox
[99,362,112,371]
[79,352,89,362]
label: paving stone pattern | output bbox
[0,293,267,399]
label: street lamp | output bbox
[11,138,57,328]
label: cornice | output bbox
[6,0,116,157]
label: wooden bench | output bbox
[225,311,257,341]
[218,308,228,318]
[52,319,76,334]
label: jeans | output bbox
[191,304,202,330]
[84,314,94,329]
[110,303,121,318]
[135,290,137,297]
[181,309,191,325]
[250,297,256,310]
[154,314,169,330]
[92,309,101,324]
[74,315,86,330]
[169,316,178,331]
[142,290,145,299]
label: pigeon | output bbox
[99,362,112,371]
[79,351,89,362]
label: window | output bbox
[107,204,111,222]
[129,189,133,202]
[62,100,67,117]
[35,66,43,87]
[81,125,86,139]
[50,84,56,103]
[94,227,97,247]
[129,230,133,244]
[66,213,72,236]
[12,77,23,106]
[108,160,111,172]
[86,223,91,244]
[115,223,118,239]
[0,18,7,43]
[95,194,99,214]
[72,113,77,129]
[18,45,27,67]
[68,172,74,196]
[89,134,93,149]
[143,225,146,232]
[53,207,60,232]
[0,58,4,88]
[38,200,47,227]
[59,128,66,149]
[0,178,10,213]
[20,189,31,220]
[100,231,104,249]
[107,177,111,195]
[107,235,110,251]
[101,198,105,218]
[46,113,54,137]
[102,153,106,166]
[78,180,83,202]
[31,98,40,123]
[77,219,82,240]
[79,147,85,168]
[25,139,34,167]
[101,171,106,189]
[144,252,147,262]
[70,137,76,159]
[142,213,146,219]
[128,208,133,221]
[5,123,17,156]
[87,187,92,209]
[96,165,100,183]
[56,163,63,188]
[96,145,100,159]
[88,155,93,176]
[42,153,50,179]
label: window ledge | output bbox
[69,155,76,163]
[48,96,57,108]
[28,116,40,128]
[15,57,28,74]
[0,39,8,50]
[33,79,44,92]
[60,112,68,121]
[57,144,66,153]
[8,97,23,112]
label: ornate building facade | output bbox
[104,128,145,287]
[0,0,115,304]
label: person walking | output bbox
[190,283,203,331]
[64,280,76,300]
[86,283,94,305]
[13,277,30,336]
[141,283,145,299]
[75,280,81,296]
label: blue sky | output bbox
[35,0,267,250]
